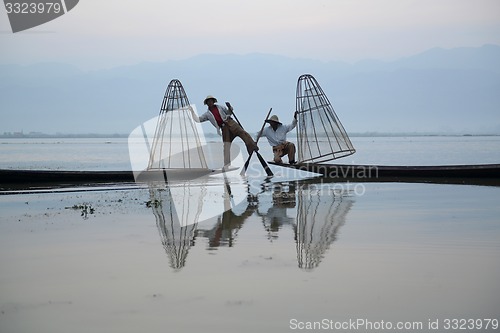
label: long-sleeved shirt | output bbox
[191,104,232,135]
[259,118,297,147]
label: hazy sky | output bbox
[1,0,499,69]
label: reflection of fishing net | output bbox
[295,187,353,270]
[148,79,208,170]
[149,185,202,270]
[296,74,355,163]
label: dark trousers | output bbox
[272,141,296,163]
[222,118,257,166]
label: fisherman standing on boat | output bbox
[258,113,298,165]
[191,95,258,166]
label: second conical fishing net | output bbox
[296,74,355,163]
[148,79,208,170]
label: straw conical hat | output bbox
[266,115,282,124]
[204,95,217,105]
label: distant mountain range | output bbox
[1,44,499,135]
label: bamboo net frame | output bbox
[149,185,201,270]
[148,79,208,170]
[296,74,355,164]
[295,187,353,270]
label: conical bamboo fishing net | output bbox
[148,79,208,170]
[296,74,355,163]
[295,186,353,270]
[149,185,199,270]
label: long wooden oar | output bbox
[240,107,272,175]
[225,102,274,177]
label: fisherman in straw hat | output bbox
[191,95,258,166]
[258,112,298,164]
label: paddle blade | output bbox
[240,152,254,175]
[256,152,274,177]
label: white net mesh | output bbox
[296,186,353,270]
[296,74,355,163]
[149,186,199,270]
[148,79,208,170]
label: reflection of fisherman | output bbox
[201,185,256,248]
[258,113,298,164]
[260,183,296,239]
[206,205,255,248]
[197,172,256,248]
[191,95,258,166]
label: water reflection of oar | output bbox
[225,102,274,177]
[221,166,237,209]
[240,107,272,175]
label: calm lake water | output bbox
[0,136,499,332]
[1,136,500,170]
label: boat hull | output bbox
[1,164,499,189]
[270,162,500,186]
[0,168,221,189]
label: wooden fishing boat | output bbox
[0,168,230,187]
[275,162,500,178]
[1,163,499,189]
[270,162,500,185]
[0,169,135,184]
[268,74,500,186]
[2,75,498,188]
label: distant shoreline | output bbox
[0,133,129,139]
